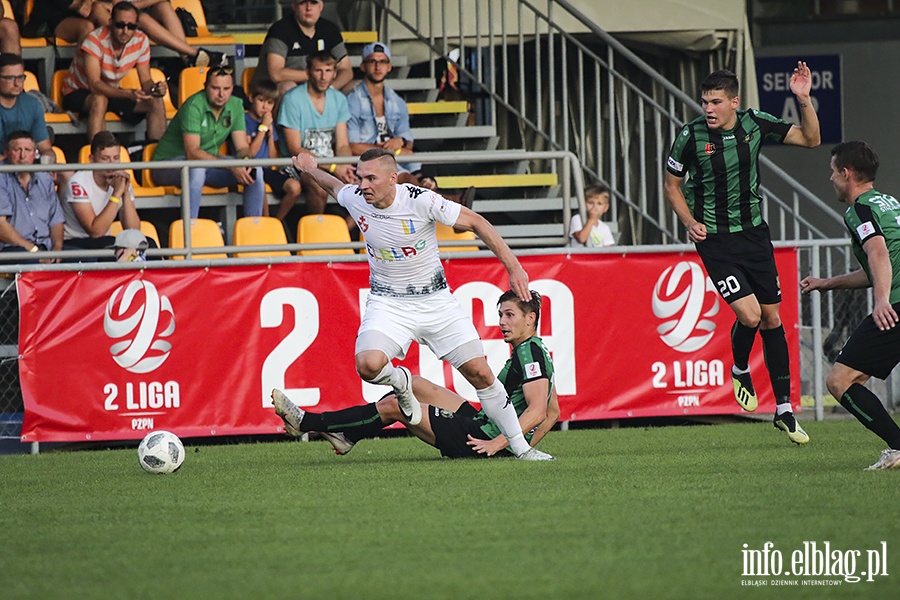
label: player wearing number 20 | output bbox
[663,63,820,444]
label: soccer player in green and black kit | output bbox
[664,63,820,444]
[271,290,560,459]
[801,142,900,470]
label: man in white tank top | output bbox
[284,148,554,460]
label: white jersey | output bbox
[338,183,462,297]
[568,214,615,248]
[62,170,117,240]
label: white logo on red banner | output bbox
[104,280,176,374]
[652,261,719,353]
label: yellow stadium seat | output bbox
[23,71,38,93]
[168,218,227,260]
[51,146,66,164]
[435,222,478,252]
[297,214,353,256]
[170,0,236,44]
[178,66,209,106]
[109,221,161,248]
[241,67,255,93]
[142,143,225,195]
[51,70,66,107]
[233,216,290,258]
[119,68,176,118]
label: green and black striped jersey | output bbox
[843,189,900,304]
[667,109,792,234]
[476,335,554,448]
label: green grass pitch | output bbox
[1,419,899,599]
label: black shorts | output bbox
[428,402,494,459]
[62,89,147,126]
[695,223,781,305]
[263,168,290,199]
[835,305,900,379]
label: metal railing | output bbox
[373,0,845,244]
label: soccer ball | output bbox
[137,431,185,474]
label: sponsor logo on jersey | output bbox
[652,261,719,352]
[367,239,427,261]
[104,280,175,374]
[704,143,716,156]
[401,219,416,234]
[744,133,754,143]
[524,361,542,379]
[857,221,876,240]
[667,156,683,172]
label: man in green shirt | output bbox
[271,290,560,460]
[151,66,264,218]
[664,64,820,444]
[801,141,900,470]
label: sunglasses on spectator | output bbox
[113,21,139,31]
[364,59,391,66]
[210,66,234,76]
[0,74,26,82]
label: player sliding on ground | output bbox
[273,290,559,459]
[288,148,553,460]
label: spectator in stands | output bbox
[0,54,56,166]
[0,131,64,262]
[254,0,352,94]
[151,66,265,219]
[347,42,419,185]
[115,0,225,67]
[278,51,354,216]
[61,131,145,253]
[242,78,301,220]
[569,183,615,248]
[0,3,21,56]
[272,290,560,459]
[34,0,114,44]
[61,2,167,142]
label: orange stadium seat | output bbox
[233,216,290,258]
[297,214,353,256]
[435,222,478,252]
[168,218,227,260]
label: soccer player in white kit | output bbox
[288,148,553,460]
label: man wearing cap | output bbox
[254,0,353,94]
[62,131,142,253]
[114,229,149,262]
[346,42,419,184]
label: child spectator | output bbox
[242,78,301,220]
[569,183,615,247]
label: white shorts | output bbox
[356,289,481,360]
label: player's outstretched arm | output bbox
[291,153,347,199]
[453,207,531,301]
[783,61,821,148]
[800,269,870,294]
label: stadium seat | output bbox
[23,71,38,93]
[233,216,290,258]
[141,142,226,195]
[170,0,237,45]
[51,146,66,164]
[435,222,478,252]
[109,221,161,248]
[50,70,66,107]
[117,68,176,118]
[168,218,227,259]
[178,66,209,106]
[297,214,353,256]
[241,66,255,93]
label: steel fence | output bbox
[1,238,895,441]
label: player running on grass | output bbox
[664,63,820,444]
[801,141,900,470]
[273,290,559,459]
[289,148,553,460]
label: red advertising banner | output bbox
[18,250,799,442]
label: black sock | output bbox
[731,320,758,371]
[761,325,791,399]
[301,404,385,442]
[840,384,900,449]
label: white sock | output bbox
[732,365,750,376]
[476,378,530,455]
[775,402,792,416]
[368,363,404,389]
